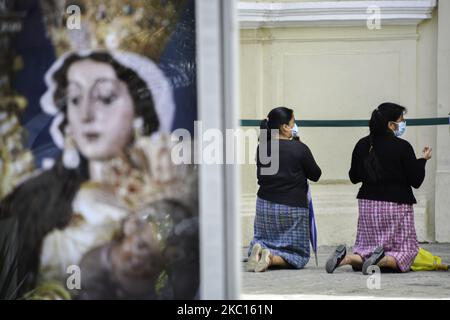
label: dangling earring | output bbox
[133,117,144,141]
[63,128,80,169]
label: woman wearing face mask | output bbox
[326,102,432,275]
[246,107,322,272]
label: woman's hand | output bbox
[422,146,432,160]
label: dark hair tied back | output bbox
[364,102,406,184]
[260,107,293,142]
[369,102,406,141]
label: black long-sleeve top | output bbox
[257,139,322,208]
[349,134,427,204]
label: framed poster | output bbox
[0,0,241,300]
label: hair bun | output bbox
[260,118,269,130]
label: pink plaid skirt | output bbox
[352,199,419,272]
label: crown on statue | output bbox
[39,0,185,60]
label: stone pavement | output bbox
[241,244,450,300]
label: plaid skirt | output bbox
[352,199,419,272]
[248,197,310,269]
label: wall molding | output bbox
[240,33,420,43]
[239,0,437,28]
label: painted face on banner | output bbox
[66,59,135,160]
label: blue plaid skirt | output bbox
[248,197,310,269]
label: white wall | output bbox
[239,0,442,246]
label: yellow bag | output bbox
[411,247,447,271]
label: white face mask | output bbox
[394,121,406,137]
[291,123,299,138]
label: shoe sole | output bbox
[246,243,262,272]
[255,249,271,272]
[362,246,385,275]
[325,245,346,274]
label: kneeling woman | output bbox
[247,107,322,272]
[326,102,433,274]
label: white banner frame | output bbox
[196,0,241,300]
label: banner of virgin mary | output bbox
[0,0,199,300]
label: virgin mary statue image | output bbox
[0,0,199,300]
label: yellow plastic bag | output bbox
[411,247,447,271]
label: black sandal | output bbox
[362,246,385,275]
[325,245,346,274]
